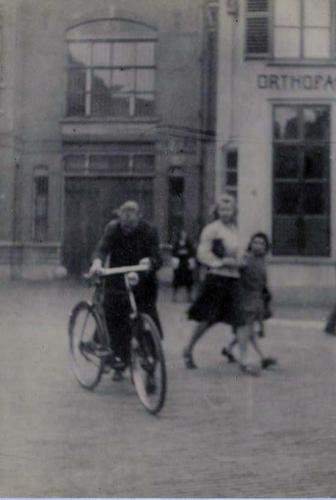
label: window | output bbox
[273,105,330,256]
[64,153,155,175]
[246,0,333,60]
[225,149,238,198]
[274,0,331,59]
[66,19,157,117]
[33,173,49,242]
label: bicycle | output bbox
[68,262,167,415]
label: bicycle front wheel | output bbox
[131,313,167,415]
[68,301,105,390]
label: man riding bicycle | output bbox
[89,200,163,381]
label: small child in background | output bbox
[171,229,195,302]
[221,232,277,371]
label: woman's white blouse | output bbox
[197,220,240,278]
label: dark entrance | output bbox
[64,177,153,275]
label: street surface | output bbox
[0,279,336,497]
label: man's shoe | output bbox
[261,357,277,369]
[112,369,124,382]
[183,349,197,369]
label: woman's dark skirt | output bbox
[188,274,245,327]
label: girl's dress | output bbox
[240,252,269,323]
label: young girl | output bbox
[221,232,277,371]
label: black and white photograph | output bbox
[1,0,336,497]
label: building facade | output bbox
[0,0,217,278]
[216,0,336,303]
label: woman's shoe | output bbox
[183,349,197,369]
[239,363,261,376]
[221,347,236,363]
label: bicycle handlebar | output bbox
[83,262,150,280]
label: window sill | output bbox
[60,116,160,124]
[270,256,333,266]
[267,60,336,68]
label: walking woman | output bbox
[183,192,258,375]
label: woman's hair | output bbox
[247,232,271,253]
[211,191,237,220]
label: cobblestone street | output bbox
[1,279,336,497]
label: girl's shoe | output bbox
[221,347,236,363]
[239,363,261,376]
[261,357,277,369]
[183,349,197,369]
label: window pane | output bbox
[92,43,111,66]
[133,155,155,173]
[67,43,90,66]
[91,92,111,116]
[303,217,330,256]
[274,0,300,26]
[274,183,300,214]
[67,70,86,93]
[303,183,327,214]
[64,155,85,172]
[303,107,329,139]
[136,69,155,92]
[273,217,300,255]
[274,27,300,57]
[113,43,136,66]
[90,155,129,172]
[112,69,135,92]
[67,92,85,116]
[274,146,299,178]
[135,94,155,116]
[92,69,111,90]
[111,95,130,116]
[274,107,299,139]
[303,28,330,58]
[227,171,238,186]
[304,0,330,27]
[136,42,155,65]
[303,147,328,179]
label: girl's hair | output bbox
[247,232,271,253]
[211,191,237,220]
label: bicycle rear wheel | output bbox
[69,301,106,390]
[131,313,167,415]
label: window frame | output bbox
[246,0,336,63]
[272,103,331,256]
[65,19,157,119]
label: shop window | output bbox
[272,105,330,256]
[246,0,333,60]
[66,19,157,118]
[33,172,49,242]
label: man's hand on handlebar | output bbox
[89,258,103,276]
[139,257,151,271]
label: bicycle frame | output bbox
[87,263,151,351]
